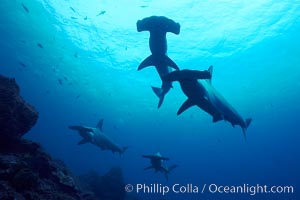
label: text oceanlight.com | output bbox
[124,183,294,196]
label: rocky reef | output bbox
[0,139,96,200]
[79,167,126,200]
[0,75,38,140]
[0,75,135,200]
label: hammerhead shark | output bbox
[69,119,128,155]
[137,16,180,108]
[163,66,252,140]
[142,152,178,181]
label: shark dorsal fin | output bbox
[96,119,104,132]
[156,152,162,157]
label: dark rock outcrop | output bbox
[0,75,38,140]
[80,167,126,200]
[0,74,96,200]
[0,137,97,199]
[0,74,135,200]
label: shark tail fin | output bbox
[242,118,252,141]
[151,86,164,108]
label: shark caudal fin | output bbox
[151,86,165,108]
[242,118,252,141]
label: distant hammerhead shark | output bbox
[137,16,180,108]
[69,119,128,155]
[163,66,252,140]
[142,152,178,181]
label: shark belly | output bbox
[200,80,247,127]
[179,80,222,118]
[149,32,167,55]
[93,131,121,152]
[180,80,205,99]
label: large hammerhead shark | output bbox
[69,119,128,155]
[137,16,180,108]
[163,66,252,140]
[142,152,178,181]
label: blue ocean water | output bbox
[1,0,299,199]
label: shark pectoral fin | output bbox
[161,166,168,174]
[242,118,252,141]
[177,99,195,115]
[142,155,152,159]
[168,164,178,173]
[160,157,170,161]
[121,146,129,154]
[164,55,179,70]
[151,86,162,98]
[78,138,89,145]
[245,118,252,129]
[96,119,104,132]
[138,55,154,70]
[69,125,84,131]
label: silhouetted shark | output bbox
[137,16,180,108]
[163,66,252,139]
[142,152,178,181]
[69,119,128,155]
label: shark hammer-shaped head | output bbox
[137,16,180,34]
